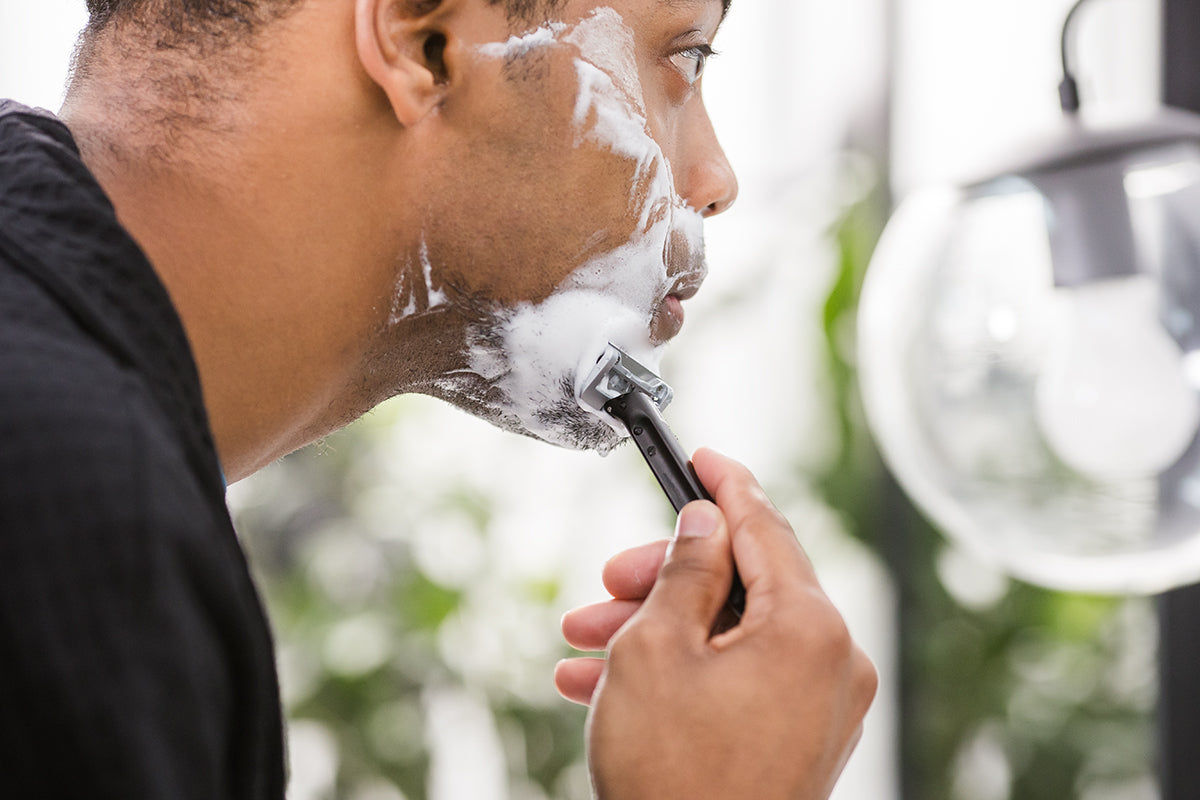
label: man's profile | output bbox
[0,0,877,797]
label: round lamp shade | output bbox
[859,110,1200,594]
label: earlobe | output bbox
[355,0,447,126]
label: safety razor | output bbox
[580,343,746,618]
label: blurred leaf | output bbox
[395,573,463,632]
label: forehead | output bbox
[664,0,731,20]
[557,0,728,29]
[651,0,730,24]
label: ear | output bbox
[355,0,450,126]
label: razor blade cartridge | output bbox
[579,343,674,414]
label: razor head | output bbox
[579,343,674,415]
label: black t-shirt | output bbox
[0,101,286,799]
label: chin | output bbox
[432,371,626,455]
[424,293,653,455]
[519,379,627,454]
[507,406,626,454]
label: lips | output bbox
[650,295,685,343]
[650,267,707,344]
[648,209,708,343]
[668,270,705,301]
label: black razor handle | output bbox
[603,390,746,619]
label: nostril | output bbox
[702,192,733,217]
[679,150,738,218]
[698,165,738,218]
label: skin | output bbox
[59,0,877,796]
[558,450,878,798]
[61,0,735,479]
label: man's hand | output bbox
[554,448,878,800]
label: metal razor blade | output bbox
[579,343,674,417]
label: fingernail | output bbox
[676,502,719,539]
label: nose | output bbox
[675,100,738,217]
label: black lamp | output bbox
[858,0,1200,593]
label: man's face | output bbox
[385,0,736,452]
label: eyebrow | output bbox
[663,0,732,22]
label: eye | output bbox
[668,44,714,86]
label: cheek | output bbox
[427,118,650,305]
[423,35,675,309]
[424,154,648,307]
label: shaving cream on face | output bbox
[477,22,567,59]
[389,237,450,324]
[564,9,645,119]
[429,8,708,453]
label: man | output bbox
[0,0,877,797]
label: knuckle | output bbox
[853,650,880,707]
[781,589,852,658]
[745,502,791,537]
[732,502,799,561]
[818,616,854,663]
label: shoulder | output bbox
[0,269,178,541]
[0,100,74,150]
[0,262,245,598]
[0,300,283,800]
[0,310,147,552]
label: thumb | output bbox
[637,500,734,641]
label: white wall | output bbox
[892,0,1162,193]
[0,0,87,111]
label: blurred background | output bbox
[0,0,1168,798]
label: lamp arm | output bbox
[1059,0,1092,114]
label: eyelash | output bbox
[668,44,716,86]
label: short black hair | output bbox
[81,0,727,44]
[84,0,290,38]
[72,0,578,105]
[82,0,570,44]
[74,0,729,105]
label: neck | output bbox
[59,16,431,481]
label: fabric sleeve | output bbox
[0,351,282,799]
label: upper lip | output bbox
[664,219,708,301]
[667,264,708,301]
[649,264,707,344]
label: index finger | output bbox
[691,448,817,586]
